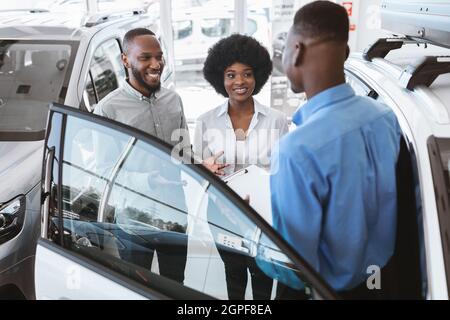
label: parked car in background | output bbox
[272,31,286,76]
[172,6,271,72]
[0,8,173,299]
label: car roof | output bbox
[0,11,89,40]
[348,43,450,135]
[380,44,450,122]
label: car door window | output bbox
[44,105,337,300]
[82,39,125,112]
[428,137,450,292]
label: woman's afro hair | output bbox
[203,34,272,97]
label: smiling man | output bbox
[95,28,227,173]
[94,28,191,155]
[93,28,192,285]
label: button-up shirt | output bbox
[193,99,289,174]
[95,81,191,153]
[93,82,189,230]
[270,83,402,291]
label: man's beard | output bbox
[131,65,161,96]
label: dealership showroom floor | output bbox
[1,0,450,301]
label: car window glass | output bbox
[81,72,96,112]
[88,39,125,105]
[247,18,257,36]
[157,36,173,85]
[431,137,450,223]
[0,41,73,132]
[201,18,232,38]
[173,20,193,40]
[49,114,323,300]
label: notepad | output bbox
[223,164,272,225]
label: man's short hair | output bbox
[123,28,156,54]
[293,0,349,43]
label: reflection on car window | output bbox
[87,39,125,106]
[49,114,322,300]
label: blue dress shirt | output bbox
[270,83,402,291]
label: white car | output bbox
[345,44,450,300]
[343,1,450,299]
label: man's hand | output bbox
[202,151,230,176]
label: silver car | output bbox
[0,8,173,299]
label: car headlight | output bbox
[0,196,26,245]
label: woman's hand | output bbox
[202,151,230,176]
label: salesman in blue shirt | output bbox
[270,1,402,297]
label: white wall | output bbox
[354,0,390,52]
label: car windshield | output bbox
[0,40,75,134]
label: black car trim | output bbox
[58,113,67,246]
[427,136,450,296]
[0,130,45,141]
[37,238,212,300]
[47,103,339,300]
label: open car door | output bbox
[36,103,338,300]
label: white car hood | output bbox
[0,140,44,203]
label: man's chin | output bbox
[291,86,304,94]
[144,83,161,93]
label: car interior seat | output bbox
[15,50,67,102]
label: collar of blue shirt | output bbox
[216,98,268,118]
[123,80,160,102]
[292,83,355,126]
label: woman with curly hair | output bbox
[194,34,289,300]
[194,34,289,175]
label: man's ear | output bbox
[294,41,304,67]
[121,53,129,68]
